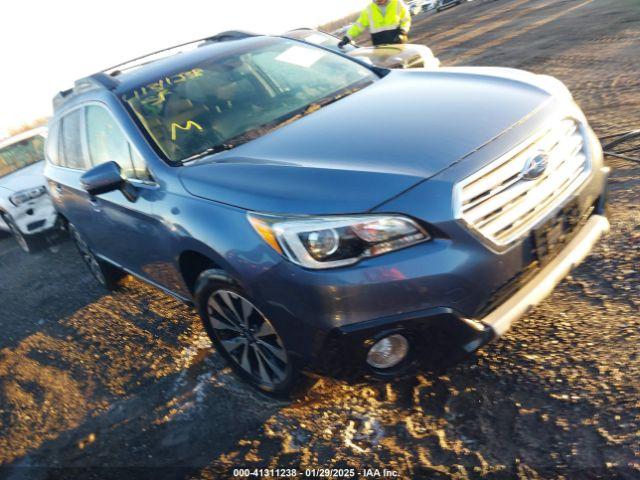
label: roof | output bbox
[52,32,270,110]
[113,35,274,93]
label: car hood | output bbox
[348,44,438,69]
[180,68,554,214]
[0,161,46,194]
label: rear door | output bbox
[45,107,96,240]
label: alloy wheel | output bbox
[207,290,289,389]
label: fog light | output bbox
[366,334,409,369]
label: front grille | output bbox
[457,118,591,247]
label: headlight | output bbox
[248,213,430,269]
[9,186,47,206]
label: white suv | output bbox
[0,128,58,252]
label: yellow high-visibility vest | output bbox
[347,0,411,40]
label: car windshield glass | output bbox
[121,38,376,163]
[0,134,45,179]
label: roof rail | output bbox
[52,88,74,110]
[102,30,260,75]
[201,30,258,44]
[52,73,120,110]
[52,30,261,111]
[74,72,119,93]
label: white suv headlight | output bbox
[9,186,47,206]
[248,213,430,269]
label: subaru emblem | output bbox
[521,151,549,180]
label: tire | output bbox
[1,213,42,253]
[69,223,124,290]
[194,269,312,399]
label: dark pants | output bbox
[371,28,406,46]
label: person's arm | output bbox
[346,8,370,41]
[398,0,411,36]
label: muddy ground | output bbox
[0,0,639,478]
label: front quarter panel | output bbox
[151,182,285,299]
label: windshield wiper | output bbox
[179,82,370,165]
[269,87,363,131]
[180,143,236,164]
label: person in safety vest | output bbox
[338,0,411,48]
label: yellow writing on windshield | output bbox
[125,68,204,105]
[142,88,169,107]
[171,120,203,141]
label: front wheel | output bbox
[195,270,311,398]
[69,223,124,290]
[1,213,41,253]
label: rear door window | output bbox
[60,109,90,170]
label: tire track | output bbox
[451,0,597,64]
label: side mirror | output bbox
[80,161,138,202]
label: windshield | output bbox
[122,38,376,163]
[0,134,45,179]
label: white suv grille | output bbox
[457,118,590,247]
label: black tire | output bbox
[69,223,124,290]
[195,269,312,399]
[1,213,42,253]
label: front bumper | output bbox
[10,194,58,235]
[244,117,609,379]
[482,214,609,337]
[305,213,608,380]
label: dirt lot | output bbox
[1,0,639,478]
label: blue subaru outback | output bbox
[44,32,609,397]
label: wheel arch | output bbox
[179,250,218,294]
